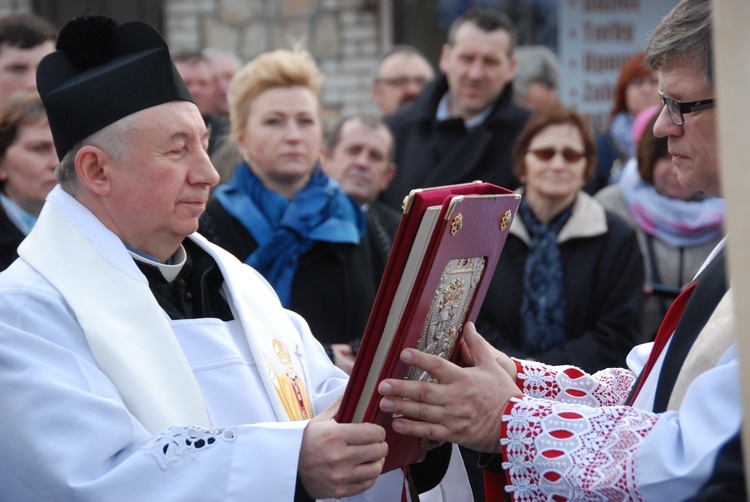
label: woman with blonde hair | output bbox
[200,50,383,370]
[200,48,470,500]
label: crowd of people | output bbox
[0,0,742,500]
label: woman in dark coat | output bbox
[477,105,644,373]
[199,50,382,373]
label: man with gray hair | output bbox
[512,44,561,110]
[0,15,449,501]
[376,0,744,499]
[371,44,434,117]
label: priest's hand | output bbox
[298,397,387,499]
[377,322,522,453]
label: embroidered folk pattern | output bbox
[516,360,636,407]
[501,397,659,501]
[143,426,237,470]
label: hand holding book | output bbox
[335,181,521,472]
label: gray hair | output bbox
[326,113,394,161]
[513,45,561,97]
[56,113,140,194]
[372,44,431,83]
[645,0,713,86]
[202,47,242,68]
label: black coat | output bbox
[364,199,401,268]
[0,205,25,272]
[199,198,385,348]
[381,75,530,210]
[476,193,645,373]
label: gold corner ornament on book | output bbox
[336,181,521,473]
[501,209,513,231]
[450,213,463,235]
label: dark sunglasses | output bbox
[527,147,585,163]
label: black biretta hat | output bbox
[37,16,194,159]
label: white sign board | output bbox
[558,0,676,134]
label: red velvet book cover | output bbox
[336,182,521,472]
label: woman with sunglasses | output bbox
[476,105,644,373]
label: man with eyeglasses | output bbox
[375,0,744,500]
[371,45,434,117]
[379,7,530,211]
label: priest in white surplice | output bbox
[0,16,460,501]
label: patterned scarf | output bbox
[618,159,724,248]
[519,198,573,353]
[214,162,364,306]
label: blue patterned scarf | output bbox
[214,162,364,306]
[519,198,573,353]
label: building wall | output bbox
[0,0,384,127]
[164,0,384,127]
[0,0,31,16]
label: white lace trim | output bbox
[516,359,636,407]
[143,425,237,470]
[501,397,658,501]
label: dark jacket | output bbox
[380,75,530,210]
[364,199,401,270]
[0,205,25,272]
[199,198,384,348]
[586,130,626,195]
[476,192,644,373]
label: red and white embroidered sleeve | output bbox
[500,397,659,501]
[513,359,636,407]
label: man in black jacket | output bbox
[380,7,530,210]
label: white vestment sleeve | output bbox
[502,348,740,501]
[0,268,299,500]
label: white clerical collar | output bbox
[436,90,493,129]
[128,244,187,282]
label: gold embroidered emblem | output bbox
[267,339,314,421]
[500,209,512,231]
[406,257,485,383]
[450,213,463,235]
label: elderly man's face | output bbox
[323,119,395,206]
[104,101,219,260]
[653,63,719,197]
[174,60,216,117]
[372,52,434,117]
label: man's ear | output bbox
[75,146,112,195]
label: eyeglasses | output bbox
[527,147,585,163]
[659,91,715,126]
[377,76,430,88]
